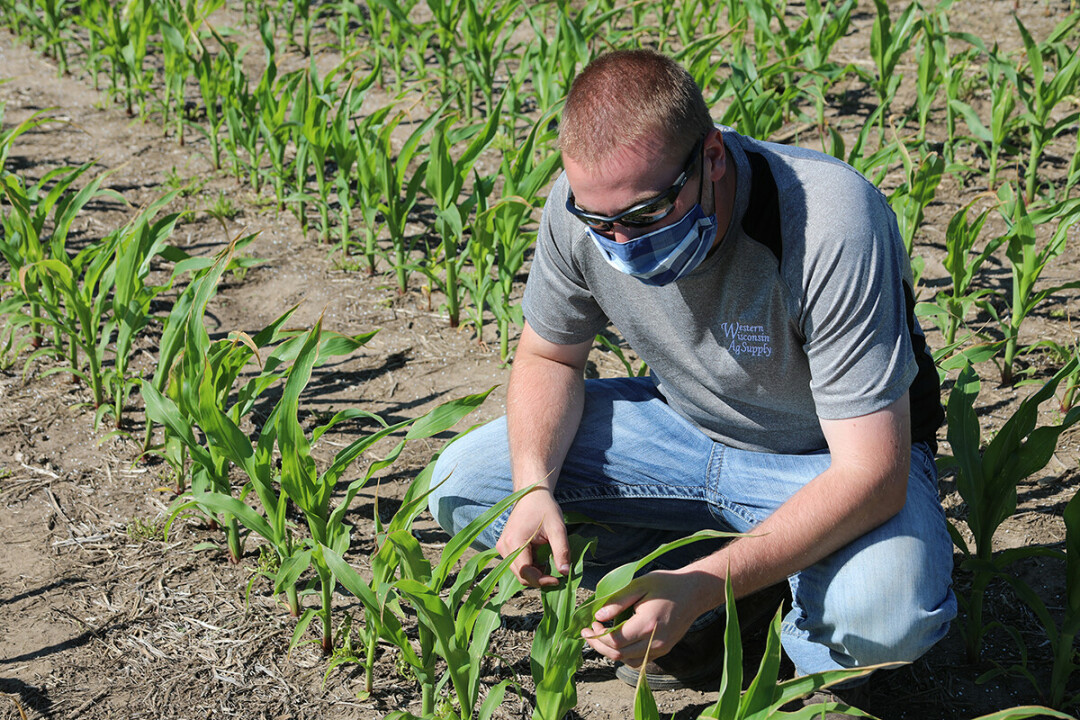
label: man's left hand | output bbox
[580,569,721,667]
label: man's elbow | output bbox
[876,460,910,521]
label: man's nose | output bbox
[611,223,639,244]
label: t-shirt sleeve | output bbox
[522,174,610,345]
[798,174,918,420]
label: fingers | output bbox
[583,619,657,665]
[545,515,571,576]
[591,581,646,624]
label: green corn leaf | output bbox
[406,387,496,440]
[433,484,535,590]
[478,679,512,720]
[946,365,983,511]
[388,529,434,585]
[967,708,1076,720]
[739,609,786,715]
[275,549,313,595]
[572,529,742,629]
[633,653,660,720]
[141,382,214,469]
[714,570,743,718]
[322,545,420,666]
[1066,491,1080,619]
[289,608,317,654]
[194,360,257,480]
[187,490,275,546]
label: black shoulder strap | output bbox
[741,151,783,265]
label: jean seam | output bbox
[556,486,708,505]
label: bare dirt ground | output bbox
[2,1,1080,718]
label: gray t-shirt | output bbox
[523,127,941,454]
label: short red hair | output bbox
[559,50,713,170]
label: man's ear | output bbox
[703,129,727,183]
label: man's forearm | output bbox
[506,348,586,492]
[680,397,912,617]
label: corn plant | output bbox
[521,0,626,115]
[594,334,648,377]
[990,185,1080,386]
[924,199,999,347]
[655,0,727,52]
[286,60,347,241]
[940,359,1080,663]
[376,108,443,294]
[12,0,75,75]
[105,193,184,429]
[190,22,239,172]
[145,237,276,562]
[321,458,443,696]
[719,51,799,141]
[530,535,593,720]
[422,104,502,328]
[868,0,919,139]
[888,146,944,287]
[488,118,562,360]
[335,482,531,718]
[154,315,379,615]
[425,0,468,106]
[361,0,429,92]
[158,2,197,146]
[385,502,529,719]
[326,66,380,254]
[641,577,877,720]
[80,0,156,116]
[1013,12,1080,203]
[140,233,261,454]
[912,15,944,144]
[529,530,740,720]
[256,67,302,213]
[791,0,857,141]
[460,172,498,343]
[458,0,523,117]
[2,164,123,394]
[951,49,1019,192]
[273,326,497,656]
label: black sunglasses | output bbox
[565,136,704,232]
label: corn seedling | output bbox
[376,107,444,294]
[140,233,261,454]
[868,0,919,140]
[991,185,1080,386]
[422,103,502,328]
[374,483,533,717]
[951,48,1020,193]
[1013,12,1080,203]
[155,315,378,616]
[925,199,999,347]
[458,0,523,117]
[105,192,183,429]
[594,334,648,378]
[530,535,593,720]
[387,518,526,718]
[146,236,292,562]
[489,116,562,360]
[888,145,944,287]
[940,359,1080,662]
[274,324,497,655]
[642,576,878,720]
[12,0,75,76]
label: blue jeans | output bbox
[428,377,956,676]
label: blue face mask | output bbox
[588,203,719,286]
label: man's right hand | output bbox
[495,487,571,587]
